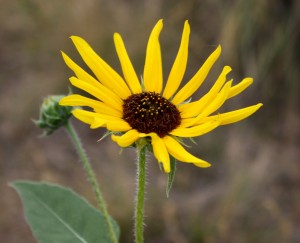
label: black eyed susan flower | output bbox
[59,20,262,173]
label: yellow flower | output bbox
[59,20,262,173]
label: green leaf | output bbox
[166,156,177,198]
[11,181,120,243]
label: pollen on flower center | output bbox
[122,92,181,137]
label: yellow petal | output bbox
[190,80,232,126]
[72,109,95,125]
[228,77,253,99]
[70,36,131,99]
[163,136,211,168]
[111,129,140,147]
[69,77,123,111]
[193,161,212,168]
[90,118,106,129]
[179,66,232,118]
[139,133,170,173]
[90,117,131,131]
[59,94,122,118]
[199,103,263,126]
[143,19,163,93]
[163,20,190,99]
[106,120,131,132]
[61,51,100,88]
[172,45,222,105]
[114,33,142,94]
[170,121,219,137]
[72,109,122,128]
[179,117,195,127]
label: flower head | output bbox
[59,20,262,173]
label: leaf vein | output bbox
[29,191,89,243]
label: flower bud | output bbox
[34,95,73,135]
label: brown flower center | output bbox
[122,92,181,137]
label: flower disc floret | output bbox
[122,92,181,137]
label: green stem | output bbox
[65,121,118,243]
[135,142,147,243]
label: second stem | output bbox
[135,143,147,243]
[65,121,118,243]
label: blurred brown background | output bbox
[1,0,299,242]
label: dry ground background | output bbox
[1,0,299,242]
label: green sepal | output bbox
[98,130,113,142]
[166,156,177,198]
[188,137,198,145]
[34,95,73,135]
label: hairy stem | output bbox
[135,142,147,243]
[65,121,118,243]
